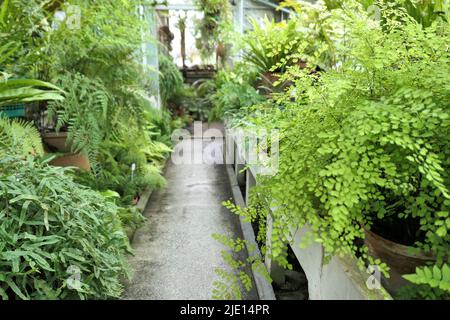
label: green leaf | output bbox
[6,279,28,300]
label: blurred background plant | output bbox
[0,0,178,300]
[193,0,232,63]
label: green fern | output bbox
[212,233,271,300]
[0,115,43,158]
[403,264,450,293]
[47,72,109,173]
[159,54,184,105]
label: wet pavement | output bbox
[122,135,258,300]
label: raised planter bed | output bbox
[224,163,276,300]
[224,125,393,300]
[182,66,216,85]
[126,157,170,244]
[125,188,154,242]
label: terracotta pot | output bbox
[42,132,91,171]
[298,60,308,69]
[49,153,91,172]
[364,228,435,295]
[261,72,280,86]
[42,132,71,153]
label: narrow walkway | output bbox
[122,130,258,300]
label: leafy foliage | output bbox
[0,0,175,301]
[242,17,303,74]
[2,0,173,205]
[225,0,450,299]
[0,41,64,106]
[159,54,184,106]
[0,77,64,107]
[0,116,43,158]
[194,0,232,61]
[403,264,450,292]
[242,5,339,74]
[74,116,171,206]
[208,66,264,121]
[212,233,270,300]
[0,157,130,300]
[47,72,109,171]
[166,82,214,122]
[351,0,450,28]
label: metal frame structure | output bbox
[155,0,290,36]
[139,4,161,109]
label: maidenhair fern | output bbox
[229,1,450,298]
[212,234,270,300]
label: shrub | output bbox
[159,54,184,106]
[209,67,264,121]
[0,157,131,300]
[230,1,450,298]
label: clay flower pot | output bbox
[42,132,71,153]
[49,153,91,172]
[364,228,435,295]
[42,131,91,171]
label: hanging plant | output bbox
[193,0,232,63]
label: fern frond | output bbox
[0,115,43,157]
[404,264,450,292]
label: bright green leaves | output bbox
[212,234,268,300]
[242,5,340,74]
[224,0,450,300]
[0,157,130,300]
[0,78,64,107]
[0,116,44,158]
[193,0,232,60]
[403,264,450,292]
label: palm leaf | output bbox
[0,79,65,107]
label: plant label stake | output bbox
[131,163,136,181]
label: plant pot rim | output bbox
[364,226,435,261]
[262,71,281,77]
[41,131,68,139]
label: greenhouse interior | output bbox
[0,0,449,304]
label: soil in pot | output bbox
[298,60,308,69]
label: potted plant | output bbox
[226,2,450,300]
[41,72,110,171]
[364,226,436,294]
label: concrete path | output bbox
[122,135,258,300]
